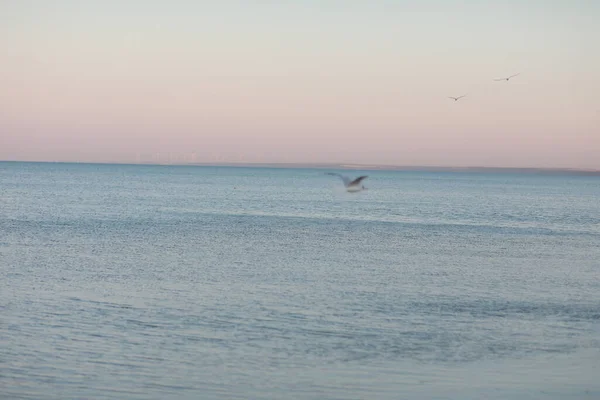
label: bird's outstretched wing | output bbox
[349,176,368,186]
[494,73,520,81]
[326,172,350,186]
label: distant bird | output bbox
[448,95,467,102]
[494,73,520,82]
[326,173,368,192]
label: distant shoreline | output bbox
[1,160,600,176]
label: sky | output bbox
[1,0,599,168]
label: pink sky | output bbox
[1,1,599,168]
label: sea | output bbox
[1,161,599,400]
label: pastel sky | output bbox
[1,0,599,168]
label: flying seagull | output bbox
[494,73,520,82]
[326,173,368,192]
[448,95,467,102]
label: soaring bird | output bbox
[448,95,467,102]
[494,73,520,82]
[326,173,368,192]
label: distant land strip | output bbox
[192,163,600,176]
[144,161,600,175]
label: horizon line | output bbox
[1,160,599,176]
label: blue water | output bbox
[1,161,599,399]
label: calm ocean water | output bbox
[1,161,599,399]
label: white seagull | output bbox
[494,73,520,82]
[326,173,368,192]
[448,95,467,102]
